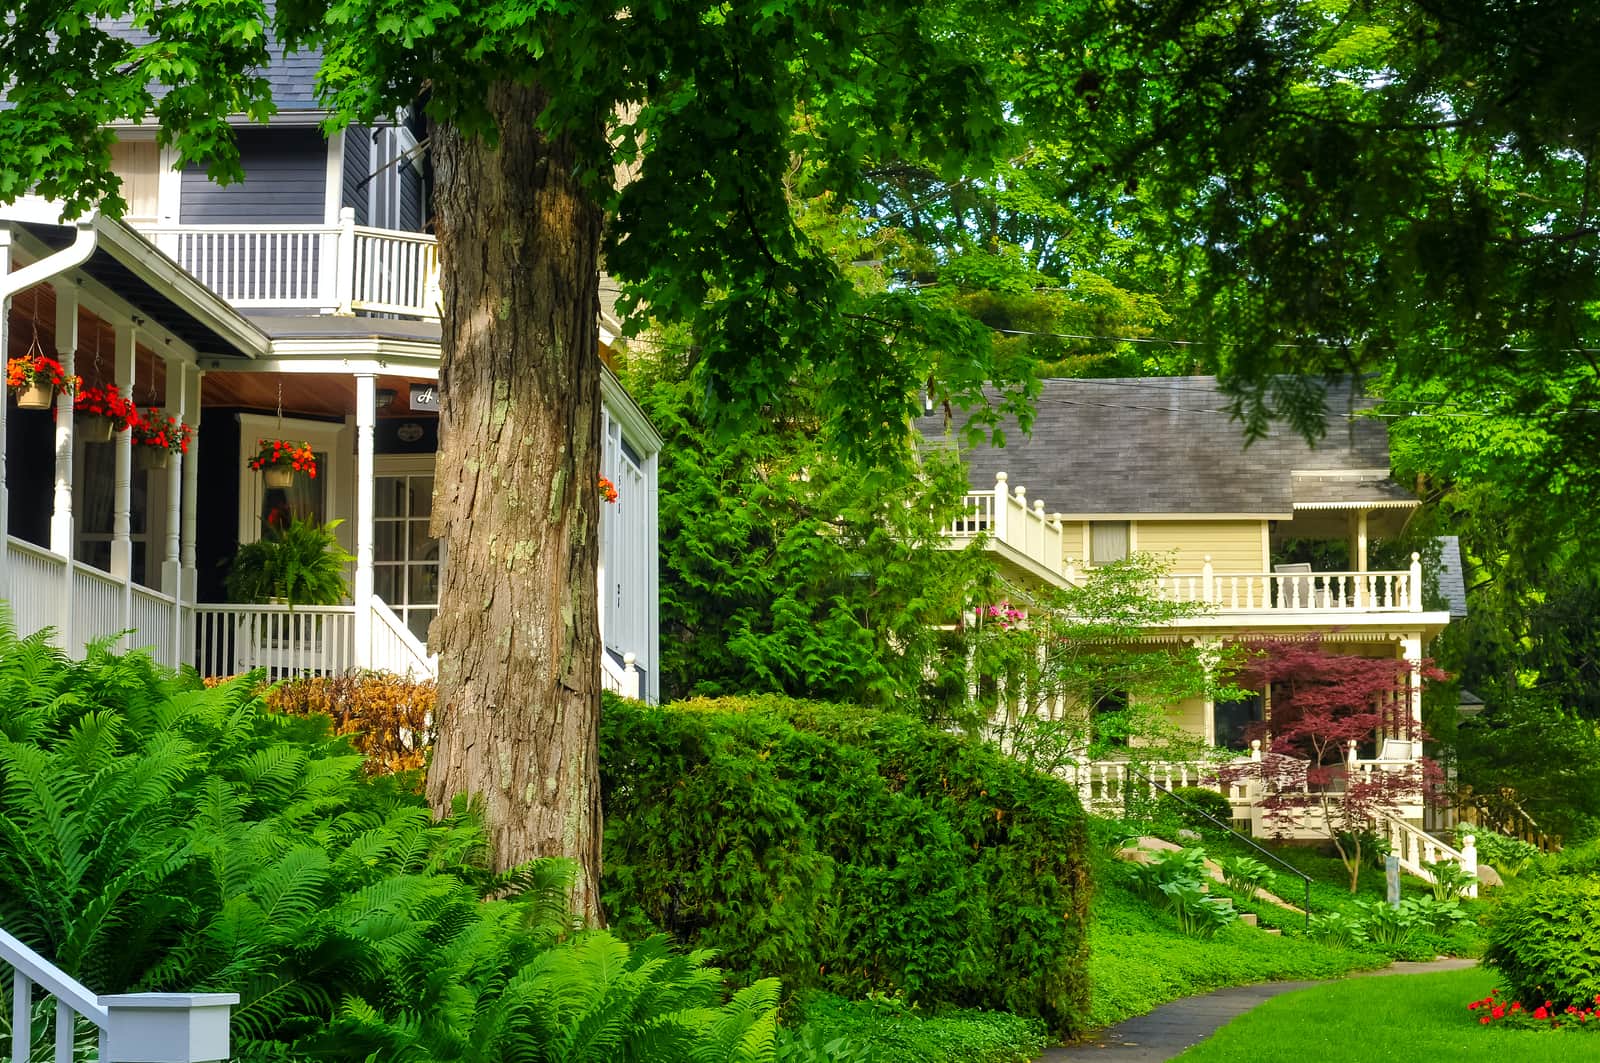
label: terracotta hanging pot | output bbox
[137,447,170,471]
[76,414,114,444]
[264,466,295,489]
[16,381,53,410]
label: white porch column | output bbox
[0,231,11,574]
[161,360,185,597]
[1401,635,1424,759]
[50,281,78,558]
[112,322,137,649]
[1351,509,1369,573]
[352,373,376,666]
[1196,637,1222,746]
[110,322,137,581]
[180,369,203,605]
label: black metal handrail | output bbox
[1123,764,1312,931]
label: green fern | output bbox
[0,615,785,1062]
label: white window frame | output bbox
[235,412,350,548]
[372,453,441,643]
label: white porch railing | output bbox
[2,927,236,1063]
[368,597,438,678]
[1375,813,1478,898]
[944,471,1425,613]
[5,537,185,668]
[1063,758,1257,815]
[190,604,357,679]
[136,210,439,319]
[601,650,640,699]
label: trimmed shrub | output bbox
[600,695,1093,1037]
[1171,786,1234,828]
[1485,875,1600,1008]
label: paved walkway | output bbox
[1036,958,1478,1062]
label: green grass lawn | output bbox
[1174,967,1597,1061]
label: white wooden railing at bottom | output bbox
[1062,758,1257,815]
[190,604,358,679]
[601,650,641,699]
[1376,813,1478,898]
[368,597,438,679]
[2,928,236,1063]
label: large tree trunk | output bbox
[425,82,607,923]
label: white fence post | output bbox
[1460,834,1479,899]
[1409,551,1423,612]
[1201,555,1214,604]
[992,472,1009,542]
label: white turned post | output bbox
[1250,738,1261,762]
[1460,834,1479,898]
[180,370,202,605]
[992,471,1009,540]
[50,281,78,559]
[112,322,137,649]
[623,651,639,700]
[1012,483,1026,544]
[0,233,8,580]
[1401,635,1424,756]
[161,361,184,598]
[1201,554,1214,603]
[1347,738,1358,769]
[1409,551,1423,611]
[352,374,376,666]
[335,207,357,315]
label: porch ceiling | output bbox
[202,371,437,420]
[8,292,171,403]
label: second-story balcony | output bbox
[944,470,1430,618]
[133,207,438,320]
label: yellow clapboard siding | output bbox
[1132,519,1268,573]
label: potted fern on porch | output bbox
[225,518,353,606]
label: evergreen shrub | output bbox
[1485,875,1600,1009]
[600,695,1093,1036]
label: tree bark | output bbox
[425,82,607,923]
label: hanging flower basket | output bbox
[7,355,78,410]
[73,385,138,443]
[131,407,193,470]
[249,438,318,488]
[598,475,620,504]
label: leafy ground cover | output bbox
[1085,855,1388,1030]
[1174,968,1576,1061]
[785,993,1048,1063]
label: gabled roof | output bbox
[918,376,1413,517]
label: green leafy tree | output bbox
[0,0,1068,919]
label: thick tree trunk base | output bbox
[424,83,607,924]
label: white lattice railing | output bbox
[2,927,236,1063]
[135,210,439,319]
[190,604,357,679]
[369,596,438,679]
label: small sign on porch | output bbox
[409,384,440,411]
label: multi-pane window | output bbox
[374,472,438,643]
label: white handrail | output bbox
[1,928,108,1026]
[600,650,640,699]
[368,597,438,678]
[1375,812,1478,898]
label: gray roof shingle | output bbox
[917,376,1410,516]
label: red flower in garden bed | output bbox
[249,439,318,479]
[1467,990,1600,1031]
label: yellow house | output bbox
[926,377,1466,880]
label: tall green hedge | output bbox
[600,695,1093,1036]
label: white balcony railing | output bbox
[136,208,439,319]
[944,471,1424,614]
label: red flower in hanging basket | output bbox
[249,438,318,479]
[598,475,619,503]
[73,385,140,431]
[131,408,194,454]
[7,355,80,395]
